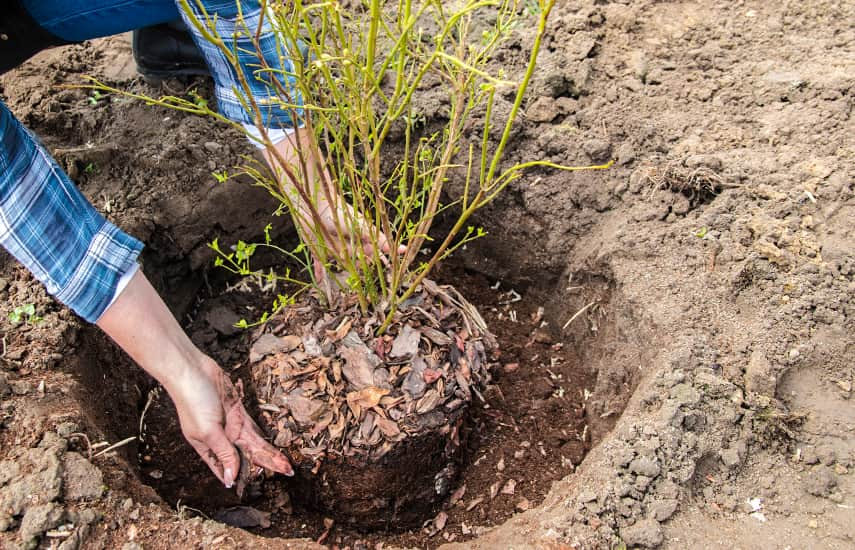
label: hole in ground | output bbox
[70,238,638,547]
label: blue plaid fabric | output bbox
[0,102,143,322]
[0,1,302,322]
[179,0,305,130]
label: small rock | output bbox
[684,154,723,171]
[55,422,79,439]
[628,50,648,81]
[526,97,559,123]
[648,499,678,521]
[613,447,636,468]
[204,307,241,337]
[629,457,661,478]
[583,139,612,163]
[62,453,104,500]
[554,97,577,115]
[635,475,652,491]
[214,506,271,529]
[577,490,597,503]
[620,518,663,548]
[753,240,792,266]
[566,33,596,60]
[803,467,838,497]
[0,373,10,397]
[720,448,742,468]
[817,446,837,466]
[802,447,819,465]
[745,351,777,397]
[616,142,636,166]
[669,383,699,406]
[10,380,31,396]
[20,502,65,544]
[203,141,222,152]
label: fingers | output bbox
[220,377,295,478]
[235,419,295,477]
[227,401,294,476]
[215,370,293,480]
[202,429,241,488]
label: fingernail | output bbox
[224,467,234,488]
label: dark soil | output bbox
[132,258,596,548]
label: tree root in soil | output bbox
[247,279,497,527]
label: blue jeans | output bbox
[20,0,241,42]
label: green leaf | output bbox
[693,227,709,239]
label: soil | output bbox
[0,1,853,549]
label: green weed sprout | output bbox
[83,0,611,332]
[8,304,42,325]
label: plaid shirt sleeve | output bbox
[0,102,143,323]
[0,2,298,323]
[179,0,305,130]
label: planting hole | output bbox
[72,235,639,547]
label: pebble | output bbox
[629,456,661,478]
[620,518,663,548]
[745,351,777,397]
[684,154,723,171]
[803,467,838,497]
[526,97,559,123]
[10,380,31,395]
[616,142,636,166]
[720,448,742,468]
[582,139,612,162]
[20,502,65,543]
[802,447,819,465]
[648,499,678,521]
[55,422,79,438]
[203,141,222,152]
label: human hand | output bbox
[97,270,292,488]
[261,130,405,267]
[166,355,294,487]
[298,196,406,265]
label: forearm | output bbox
[96,269,202,395]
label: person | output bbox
[0,0,333,489]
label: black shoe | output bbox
[132,20,210,82]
